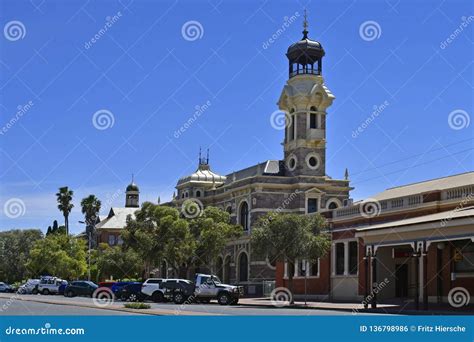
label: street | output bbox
[0,294,386,316]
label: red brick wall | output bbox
[276,255,330,295]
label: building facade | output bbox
[276,172,474,307]
[170,21,351,295]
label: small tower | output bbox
[278,11,335,177]
[125,175,140,208]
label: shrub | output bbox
[123,302,151,309]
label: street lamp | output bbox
[78,219,94,281]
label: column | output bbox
[371,254,377,309]
[423,243,428,310]
[364,251,370,309]
[344,241,349,276]
[331,243,336,276]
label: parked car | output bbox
[0,282,14,293]
[18,279,40,294]
[98,281,116,288]
[64,281,98,297]
[116,282,146,302]
[163,274,243,305]
[141,278,165,302]
[37,277,67,295]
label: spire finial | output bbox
[344,168,349,180]
[206,148,209,164]
[199,147,202,163]
[131,173,134,183]
[302,8,309,39]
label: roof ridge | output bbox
[385,171,474,191]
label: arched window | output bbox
[328,201,338,210]
[196,190,201,197]
[239,252,248,282]
[239,202,249,231]
[216,257,223,281]
[226,206,232,215]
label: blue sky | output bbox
[0,0,472,233]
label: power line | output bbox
[352,147,474,186]
[350,137,474,177]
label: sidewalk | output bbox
[238,297,474,315]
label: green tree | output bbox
[122,202,187,278]
[187,206,242,275]
[95,245,142,281]
[251,213,330,302]
[26,234,87,280]
[56,187,74,235]
[0,229,43,283]
[80,194,101,247]
[46,226,52,236]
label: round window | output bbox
[287,155,297,171]
[305,153,320,170]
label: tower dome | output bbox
[286,10,324,78]
[125,175,139,208]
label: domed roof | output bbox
[287,36,324,64]
[286,11,324,64]
[177,165,226,187]
[126,182,139,192]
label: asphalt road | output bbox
[0,298,147,315]
[0,294,385,316]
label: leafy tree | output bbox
[52,220,58,233]
[94,245,142,281]
[80,194,101,248]
[56,186,74,235]
[122,202,187,278]
[46,226,52,236]
[251,213,330,302]
[122,203,242,278]
[187,207,242,274]
[0,229,43,283]
[26,234,87,280]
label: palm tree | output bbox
[80,195,101,248]
[80,195,101,225]
[56,186,74,235]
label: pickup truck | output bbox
[162,273,243,305]
[37,277,67,295]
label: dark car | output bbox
[116,282,146,302]
[0,282,14,293]
[64,281,98,297]
[110,281,134,295]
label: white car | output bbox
[141,278,165,302]
[37,277,67,295]
[18,279,40,294]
